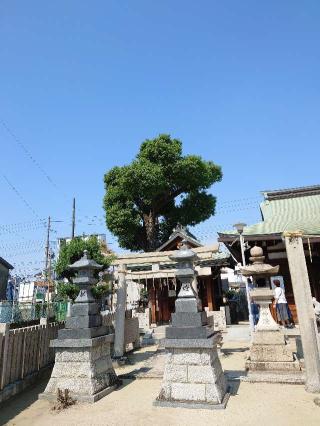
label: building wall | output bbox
[265,244,320,323]
[0,264,9,301]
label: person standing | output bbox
[313,297,320,329]
[273,279,293,328]
[248,278,260,325]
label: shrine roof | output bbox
[219,185,320,240]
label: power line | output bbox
[0,218,45,231]
[217,196,261,206]
[1,118,73,209]
[2,175,46,225]
[0,240,46,250]
[1,119,60,190]
[0,222,46,236]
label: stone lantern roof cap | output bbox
[240,263,279,277]
[69,250,102,270]
[169,239,198,262]
[240,245,279,277]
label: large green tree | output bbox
[103,134,222,251]
[55,236,113,281]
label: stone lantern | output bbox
[240,246,279,332]
[169,240,201,318]
[41,251,119,403]
[240,246,302,383]
[155,240,229,409]
[69,249,102,304]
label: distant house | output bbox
[0,257,13,300]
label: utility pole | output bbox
[45,216,51,306]
[44,216,63,311]
[71,197,76,239]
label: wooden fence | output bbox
[0,310,139,403]
[0,322,64,399]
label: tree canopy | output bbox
[103,134,222,252]
[55,236,114,280]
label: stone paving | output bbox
[119,323,250,380]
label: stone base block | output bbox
[166,325,214,340]
[71,303,99,316]
[246,359,301,372]
[171,311,207,328]
[40,383,119,403]
[175,299,198,313]
[250,344,295,362]
[58,325,109,340]
[41,336,119,403]
[154,388,230,410]
[252,330,287,345]
[245,329,302,384]
[164,334,220,349]
[66,315,102,329]
[156,341,228,408]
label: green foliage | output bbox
[224,289,238,301]
[56,282,79,301]
[104,134,222,251]
[55,236,114,280]
[56,281,113,301]
[140,287,149,301]
[139,287,149,308]
[91,282,113,299]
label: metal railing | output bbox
[0,301,68,325]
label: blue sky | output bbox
[1,1,320,276]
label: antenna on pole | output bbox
[71,197,76,239]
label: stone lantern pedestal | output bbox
[40,251,120,403]
[154,241,229,409]
[240,247,303,384]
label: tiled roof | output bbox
[219,185,320,238]
[156,226,201,251]
[0,257,13,270]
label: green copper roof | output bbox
[219,186,320,238]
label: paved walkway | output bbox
[0,326,319,426]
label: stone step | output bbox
[242,371,305,384]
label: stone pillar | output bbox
[114,264,127,358]
[284,233,320,393]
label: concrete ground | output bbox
[0,325,319,426]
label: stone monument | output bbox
[40,250,120,403]
[240,246,303,383]
[154,240,229,409]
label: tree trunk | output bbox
[143,212,157,251]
